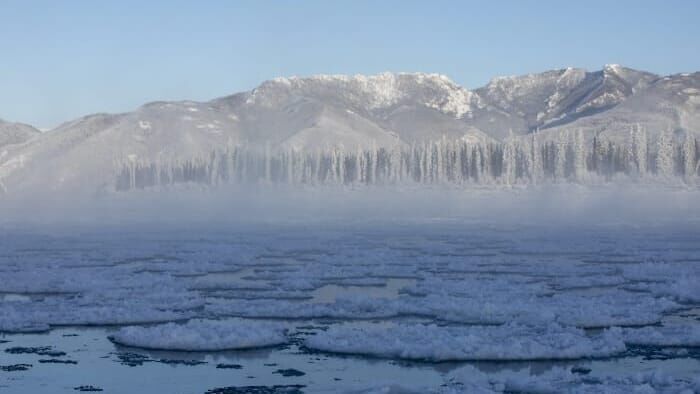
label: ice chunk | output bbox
[545,292,679,328]
[304,322,625,361]
[109,319,289,351]
[497,367,700,394]
[0,300,193,328]
[0,305,50,333]
[665,277,700,303]
[621,324,700,347]
[622,262,700,303]
[444,365,700,394]
[206,295,399,320]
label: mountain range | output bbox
[1,65,698,192]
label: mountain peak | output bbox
[263,72,458,88]
[0,119,41,148]
[246,71,475,118]
[604,63,623,73]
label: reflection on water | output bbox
[1,294,31,303]
[0,327,447,393]
[311,278,416,303]
[2,316,700,393]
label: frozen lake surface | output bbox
[1,221,700,393]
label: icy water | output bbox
[1,221,700,393]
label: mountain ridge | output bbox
[3,65,693,139]
[1,65,698,192]
[0,119,41,149]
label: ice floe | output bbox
[621,324,700,347]
[544,292,680,328]
[206,295,399,320]
[304,322,625,361]
[206,289,680,328]
[109,319,289,351]
[441,365,700,393]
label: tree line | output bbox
[115,128,699,190]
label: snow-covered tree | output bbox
[573,129,587,182]
[530,133,544,183]
[683,132,697,182]
[633,124,648,177]
[355,148,364,184]
[481,144,492,183]
[435,138,444,183]
[554,131,568,181]
[502,131,517,185]
[264,143,272,183]
[656,128,675,178]
[454,140,464,183]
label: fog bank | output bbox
[1,184,698,230]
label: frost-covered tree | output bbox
[264,143,272,183]
[554,131,568,181]
[338,148,347,184]
[656,128,675,178]
[633,124,648,177]
[354,149,363,184]
[112,129,700,190]
[573,129,587,182]
[530,133,544,183]
[683,132,697,182]
[454,141,464,183]
[471,145,482,182]
[481,144,492,183]
[502,131,517,185]
[435,138,444,183]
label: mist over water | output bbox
[1,184,698,230]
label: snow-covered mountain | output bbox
[212,72,491,148]
[0,66,698,192]
[475,65,658,133]
[0,119,40,148]
[544,71,700,141]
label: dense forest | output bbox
[115,129,699,190]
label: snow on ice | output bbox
[621,324,700,347]
[304,322,626,361]
[109,319,289,351]
[0,221,698,368]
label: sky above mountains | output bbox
[1,0,699,128]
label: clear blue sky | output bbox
[1,0,699,128]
